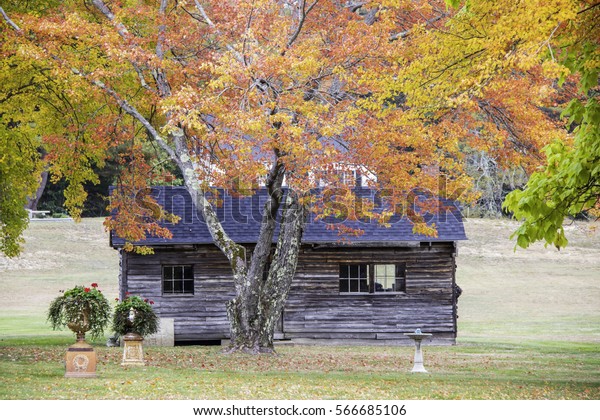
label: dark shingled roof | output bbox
[110,186,467,247]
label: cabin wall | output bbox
[122,246,234,342]
[121,242,458,344]
[286,243,457,344]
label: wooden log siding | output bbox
[123,246,236,341]
[122,242,458,344]
[286,243,457,344]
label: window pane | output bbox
[184,266,193,280]
[350,265,358,278]
[359,279,368,293]
[174,266,183,279]
[349,279,358,292]
[340,265,349,278]
[396,263,406,292]
[386,264,395,276]
[183,280,194,294]
[375,264,396,292]
[174,280,183,293]
[339,279,349,293]
[163,280,173,294]
[374,264,384,290]
[163,266,173,279]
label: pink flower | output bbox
[144,298,149,303]
[149,300,154,305]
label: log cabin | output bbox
[110,186,467,345]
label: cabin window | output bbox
[374,264,406,293]
[339,263,406,294]
[339,264,369,293]
[162,265,194,295]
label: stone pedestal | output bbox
[404,332,432,373]
[121,332,145,366]
[65,341,97,378]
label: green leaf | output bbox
[444,0,462,8]
[516,234,530,249]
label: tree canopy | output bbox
[498,0,600,249]
[0,0,588,350]
[434,0,599,249]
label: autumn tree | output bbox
[0,4,45,256]
[500,0,600,249]
[0,1,136,255]
[0,0,569,351]
[425,0,599,248]
[0,1,72,256]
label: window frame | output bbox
[339,263,369,294]
[338,263,406,295]
[162,264,195,296]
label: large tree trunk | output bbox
[224,160,287,353]
[26,149,48,211]
[225,187,305,354]
[26,169,48,211]
[259,189,306,353]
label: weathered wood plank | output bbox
[123,242,459,343]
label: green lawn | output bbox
[1,340,598,399]
[0,217,599,399]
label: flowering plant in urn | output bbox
[112,295,159,337]
[47,283,111,341]
[113,294,159,367]
[48,283,111,377]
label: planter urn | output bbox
[65,313,98,378]
[121,308,146,366]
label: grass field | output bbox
[0,217,599,399]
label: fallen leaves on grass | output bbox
[1,343,599,400]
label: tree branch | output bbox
[578,2,600,14]
[0,79,38,104]
[156,0,169,60]
[90,78,179,165]
[345,1,368,13]
[91,2,240,264]
[193,0,215,26]
[0,6,22,32]
[91,0,130,38]
[390,12,447,41]
[3,1,244,271]
[154,0,171,97]
[193,0,245,63]
[419,48,486,87]
[287,0,319,49]
[91,0,152,90]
